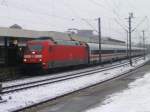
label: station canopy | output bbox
[0,24,98,44]
[0,25,126,45]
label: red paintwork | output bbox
[23,40,88,70]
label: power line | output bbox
[87,0,107,9]
[114,18,128,31]
[143,16,150,31]
[0,0,101,32]
[105,0,122,19]
[98,18,102,63]
[126,0,136,10]
[132,16,148,32]
[61,0,98,32]
[128,13,134,66]
[88,0,128,31]
[2,0,74,21]
[81,18,98,32]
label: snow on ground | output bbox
[85,63,150,112]
[3,59,122,88]
[0,58,148,112]
[3,64,103,88]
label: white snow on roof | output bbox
[85,70,150,112]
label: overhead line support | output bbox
[128,13,133,66]
[98,18,102,64]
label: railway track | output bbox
[9,56,147,112]
[2,57,142,94]
[1,56,148,112]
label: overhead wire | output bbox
[126,0,136,10]
[1,0,149,38]
[0,0,101,32]
[1,0,126,32]
[2,2,57,27]
[0,0,73,29]
[132,16,148,32]
[105,0,124,20]
[88,0,129,38]
[1,0,74,21]
[144,17,150,31]
[61,0,98,32]
[81,18,98,33]
[114,18,128,31]
[88,0,128,30]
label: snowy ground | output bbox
[0,58,149,112]
[3,59,124,88]
[85,69,150,112]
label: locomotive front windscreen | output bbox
[28,45,43,51]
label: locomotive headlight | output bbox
[39,59,42,62]
[24,59,27,62]
[32,51,35,54]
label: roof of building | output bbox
[0,26,125,45]
[0,27,71,40]
[9,24,22,29]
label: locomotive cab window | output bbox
[28,45,43,51]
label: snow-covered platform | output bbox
[0,57,149,112]
[85,61,150,112]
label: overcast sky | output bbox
[0,0,150,43]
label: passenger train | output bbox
[23,38,145,70]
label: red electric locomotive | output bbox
[23,37,145,71]
[23,39,89,70]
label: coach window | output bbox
[114,50,117,53]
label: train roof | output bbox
[87,43,145,50]
[27,39,83,46]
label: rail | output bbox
[2,57,142,94]
[12,57,147,112]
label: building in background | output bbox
[67,29,126,45]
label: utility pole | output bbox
[142,30,145,60]
[126,30,129,57]
[128,13,133,66]
[98,18,102,64]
